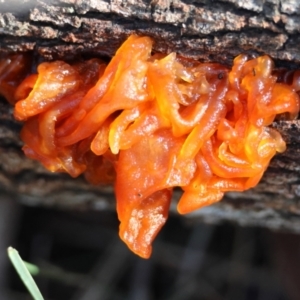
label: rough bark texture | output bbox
[1,0,300,66]
[1,0,300,232]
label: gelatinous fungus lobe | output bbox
[1,35,299,258]
[0,53,32,104]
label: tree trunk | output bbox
[1,0,300,232]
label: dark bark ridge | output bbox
[1,0,300,232]
[0,0,300,66]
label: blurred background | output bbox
[1,196,300,300]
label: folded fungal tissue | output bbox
[0,35,299,258]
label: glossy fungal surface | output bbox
[1,35,300,258]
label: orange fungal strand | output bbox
[56,35,153,147]
[14,60,84,121]
[0,53,32,104]
[1,35,299,258]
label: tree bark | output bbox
[1,0,300,232]
[1,0,300,65]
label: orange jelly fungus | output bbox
[1,35,300,258]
